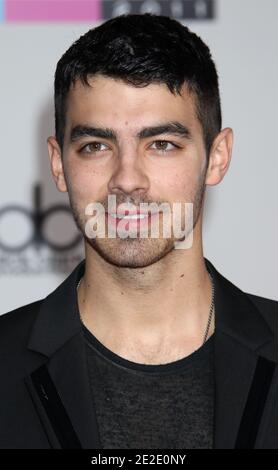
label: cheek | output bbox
[66,163,104,201]
[165,168,198,201]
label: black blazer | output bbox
[1,257,278,449]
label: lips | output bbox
[105,211,160,230]
[106,210,159,218]
[108,213,148,220]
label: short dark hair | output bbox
[54,13,222,158]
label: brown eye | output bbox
[150,140,179,152]
[80,142,108,154]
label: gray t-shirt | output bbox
[82,323,215,449]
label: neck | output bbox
[77,238,215,364]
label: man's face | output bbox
[59,74,209,268]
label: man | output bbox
[0,13,278,450]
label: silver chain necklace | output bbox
[76,271,215,345]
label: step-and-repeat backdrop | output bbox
[0,0,277,313]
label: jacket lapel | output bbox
[24,259,101,449]
[205,258,277,449]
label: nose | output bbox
[107,152,150,197]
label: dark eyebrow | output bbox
[70,121,192,143]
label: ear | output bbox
[205,128,233,186]
[47,136,68,193]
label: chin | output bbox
[87,237,175,268]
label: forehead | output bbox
[65,74,199,133]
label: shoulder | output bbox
[245,291,278,331]
[0,300,43,354]
[245,291,278,311]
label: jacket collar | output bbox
[27,258,86,357]
[205,258,274,351]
